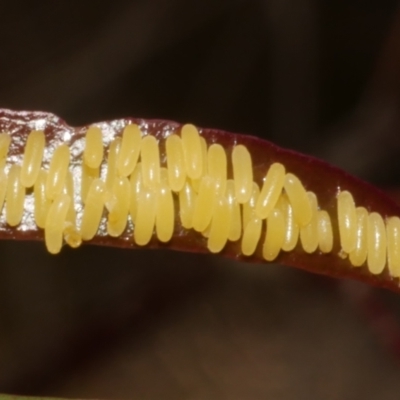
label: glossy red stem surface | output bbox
[1,108,399,292]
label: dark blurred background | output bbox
[1,1,400,399]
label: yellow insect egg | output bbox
[299,192,319,254]
[178,180,197,230]
[241,182,262,256]
[181,124,203,180]
[241,216,263,256]
[46,144,70,200]
[0,169,7,214]
[207,143,227,195]
[0,132,11,169]
[317,210,333,253]
[276,194,299,252]
[80,179,106,241]
[349,207,368,267]
[284,173,312,227]
[337,190,357,254]
[105,138,121,192]
[81,164,99,204]
[107,176,131,237]
[63,224,82,249]
[207,195,230,253]
[134,186,157,246]
[201,221,212,239]
[200,137,207,169]
[367,212,387,275]
[5,165,25,227]
[166,134,186,192]
[83,126,103,169]
[190,136,208,192]
[117,124,141,177]
[155,169,175,243]
[34,170,51,228]
[226,180,242,242]
[197,136,208,174]
[63,171,82,249]
[232,144,253,204]
[255,162,285,220]
[64,230,82,249]
[386,216,400,278]
[129,162,143,223]
[65,171,75,198]
[64,171,78,236]
[20,130,45,188]
[63,171,80,250]
[192,176,217,232]
[242,182,260,230]
[44,193,71,254]
[263,208,285,261]
[189,178,201,195]
[140,135,160,190]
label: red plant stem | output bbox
[1,108,400,293]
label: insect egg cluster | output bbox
[0,122,399,280]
